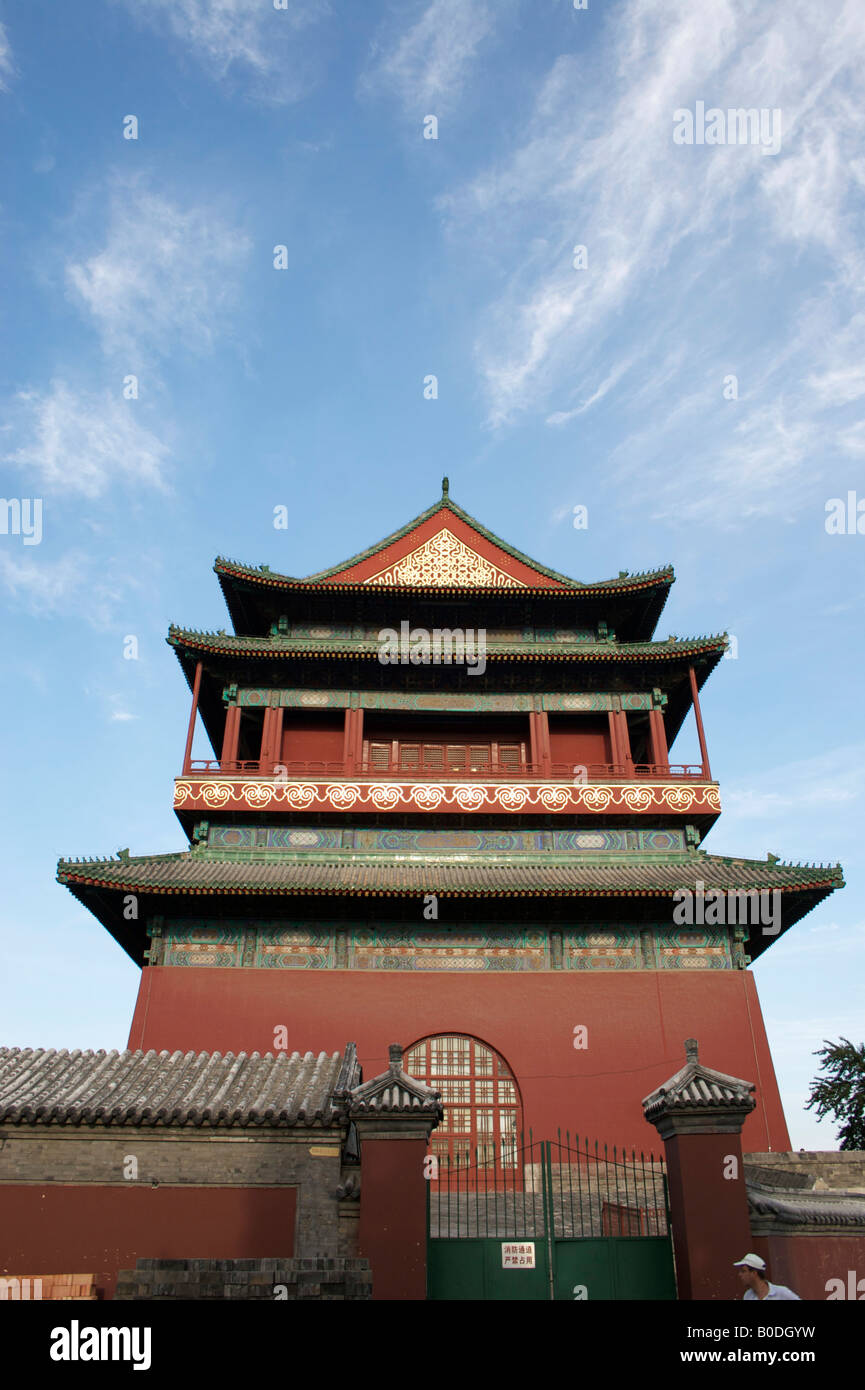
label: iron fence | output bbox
[428,1131,670,1241]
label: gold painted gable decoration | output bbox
[365,527,525,588]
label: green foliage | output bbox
[805,1037,865,1149]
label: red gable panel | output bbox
[322,505,569,588]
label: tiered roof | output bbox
[214,482,675,639]
[57,848,843,965]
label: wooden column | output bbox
[354,708,364,771]
[688,665,712,779]
[182,660,203,774]
[538,709,552,777]
[272,707,284,771]
[607,711,621,773]
[220,704,241,769]
[615,711,633,775]
[648,709,669,773]
[260,706,284,773]
[528,712,539,773]
[260,707,274,772]
[343,708,354,774]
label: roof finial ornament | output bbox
[441,475,449,498]
[685,1038,699,1065]
[388,1043,404,1074]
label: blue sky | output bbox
[1,0,863,1149]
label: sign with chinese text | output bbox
[502,1242,536,1269]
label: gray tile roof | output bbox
[747,1183,865,1227]
[339,1044,443,1117]
[643,1038,756,1121]
[56,851,843,898]
[0,1046,359,1129]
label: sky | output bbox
[0,0,863,1150]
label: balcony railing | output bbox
[185,759,708,781]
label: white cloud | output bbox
[361,0,502,114]
[0,22,14,91]
[2,380,171,498]
[721,744,865,822]
[437,0,865,524]
[546,358,635,426]
[117,0,330,100]
[706,744,864,879]
[66,181,251,363]
[0,552,88,616]
[0,549,144,627]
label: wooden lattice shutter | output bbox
[446,744,468,771]
[422,744,444,771]
[369,742,392,770]
[468,743,490,771]
[498,743,522,770]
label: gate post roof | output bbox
[642,1038,756,1137]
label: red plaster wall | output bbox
[548,718,611,766]
[755,1234,865,1301]
[0,1185,296,1299]
[281,715,344,766]
[129,968,790,1153]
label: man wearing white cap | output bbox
[734,1253,800,1300]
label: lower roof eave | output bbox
[59,875,841,968]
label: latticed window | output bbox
[404,1035,520,1170]
[365,741,526,774]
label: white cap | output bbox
[733,1253,766,1271]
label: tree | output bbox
[805,1038,865,1149]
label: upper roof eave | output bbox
[214,555,676,598]
[213,485,674,595]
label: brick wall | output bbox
[0,1124,350,1296]
[745,1151,865,1192]
[115,1257,372,1300]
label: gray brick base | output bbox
[115,1257,372,1300]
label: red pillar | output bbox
[182,661,203,774]
[354,708,364,771]
[221,704,241,769]
[689,665,712,779]
[538,709,552,777]
[345,1044,442,1301]
[643,1039,756,1301]
[260,708,274,772]
[528,713,539,774]
[615,710,633,775]
[343,708,354,774]
[607,711,620,772]
[272,707,284,771]
[648,708,669,773]
[356,1133,431,1300]
[260,706,284,773]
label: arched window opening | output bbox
[404,1035,520,1169]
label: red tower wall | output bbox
[548,718,611,766]
[281,715,344,765]
[128,968,790,1153]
